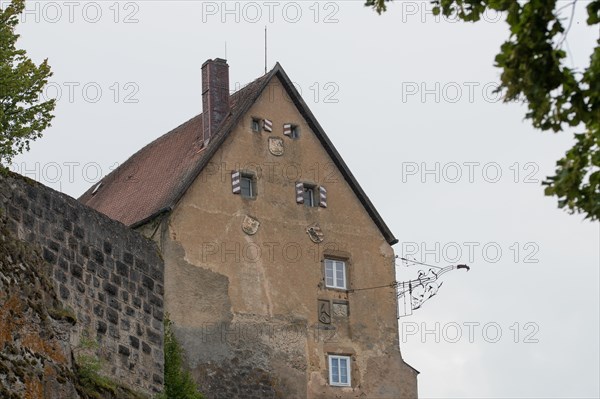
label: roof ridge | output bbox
[79,62,397,245]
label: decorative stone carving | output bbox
[242,215,260,235]
[318,300,331,324]
[268,137,284,156]
[332,302,349,318]
[306,223,324,243]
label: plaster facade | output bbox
[139,76,418,398]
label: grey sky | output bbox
[9,1,600,398]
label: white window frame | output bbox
[328,355,351,387]
[324,259,347,290]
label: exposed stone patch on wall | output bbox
[0,172,165,396]
[157,236,306,399]
[179,314,308,399]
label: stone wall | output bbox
[0,172,165,396]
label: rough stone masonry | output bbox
[0,172,165,396]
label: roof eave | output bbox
[162,69,280,217]
[99,64,398,246]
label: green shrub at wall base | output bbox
[158,316,204,399]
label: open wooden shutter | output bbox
[263,119,273,132]
[232,171,241,194]
[295,182,304,204]
[319,186,327,208]
[283,124,292,137]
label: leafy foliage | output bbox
[0,0,55,165]
[365,0,600,220]
[158,315,204,399]
[74,331,120,398]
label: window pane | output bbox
[335,269,343,287]
[331,358,339,383]
[335,262,346,289]
[303,187,314,206]
[339,358,348,384]
[240,177,252,197]
[325,263,334,287]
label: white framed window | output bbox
[328,355,351,387]
[324,259,346,289]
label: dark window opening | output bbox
[251,118,260,132]
[240,174,256,198]
[290,125,299,139]
[303,186,316,207]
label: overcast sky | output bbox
[9,1,600,398]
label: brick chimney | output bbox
[202,58,230,144]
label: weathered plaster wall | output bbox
[147,76,418,398]
[0,172,165,396]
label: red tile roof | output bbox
[80,64,398,245]
[78,74,268,227]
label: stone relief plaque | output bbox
[318,299,331,324]
[332,302,349,318]
[268,137,284,156]
[306,223,324,243]
[241,215,260,235]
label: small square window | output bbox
[240,173,256,198]
[324,259,346,289]
[251,118,260,132]
[329,355,351,387]
[303,186,316,207]
[284,123,299,139]
[290,125,299,139]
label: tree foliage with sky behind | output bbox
[0,0,55,166]
[366,0,600,221]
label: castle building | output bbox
[80,59,419,398]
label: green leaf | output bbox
[366,0,600,220]
[0,0,55,166]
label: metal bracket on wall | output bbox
[396,257,470,318]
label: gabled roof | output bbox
[79,63,398,245]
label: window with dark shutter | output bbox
[233,171,256,198]
[296,182,324,208]
[284,124,299,139]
